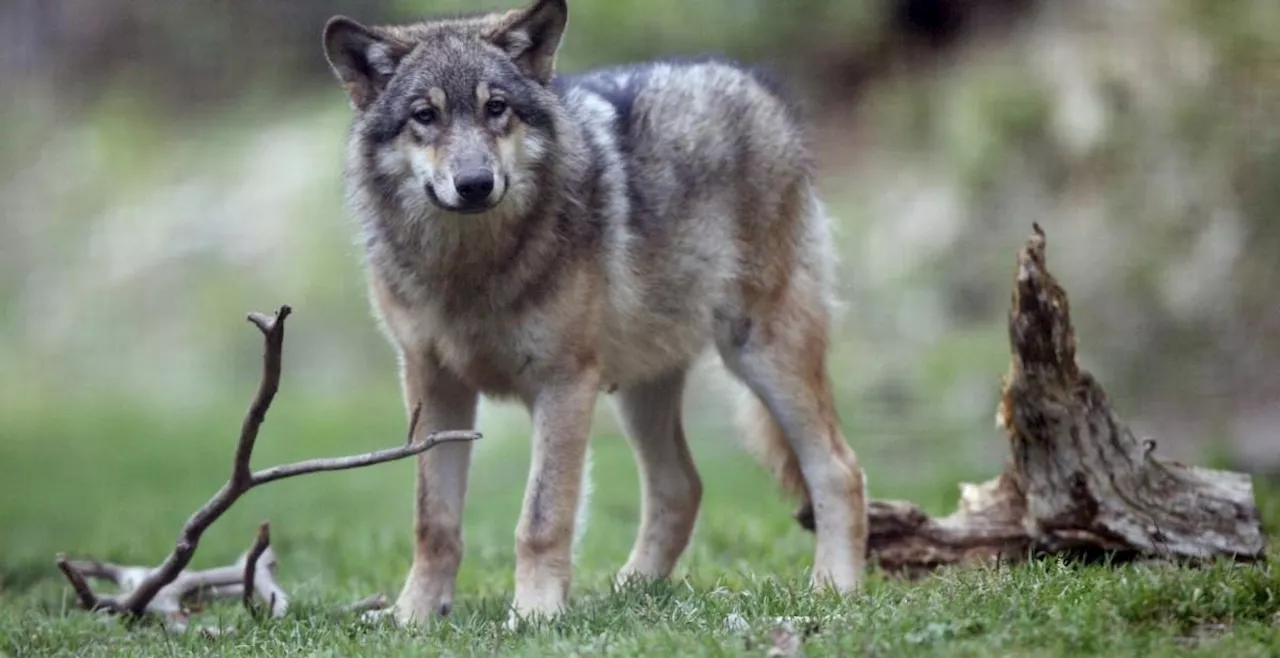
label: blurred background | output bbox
[1,0,1277,595]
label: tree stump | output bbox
[861,224,1267,572]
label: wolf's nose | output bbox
[454,170,495,203]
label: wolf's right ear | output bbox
[323,16,412,110]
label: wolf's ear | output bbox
[323,16,412,110]
[487,0,568,85]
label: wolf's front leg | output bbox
[394,350,479,626]
[509,367,600,626]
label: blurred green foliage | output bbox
[3,0,888,115]
[2,1,1279,604]
[1,2,1279,652]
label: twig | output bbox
[341,593,391,615]
[248,431,476,486]
[406,402,422,445]
[56,554,111,612]
[242,546,288,618]
[235,307,290,485]
[55,304,481,632]
[242,523,271,616]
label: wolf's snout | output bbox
[454,170,495,203]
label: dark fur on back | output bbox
[548,55,806,239]
[552,54,803,120]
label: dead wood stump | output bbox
[861,224,1267,573]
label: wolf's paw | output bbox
[392,576,455,627]
[810,564,863,595]
[504,593,565,631]
[393,595,453,627]
[504,609,522,632]
[504,606,561,632]
[613,564,663,590]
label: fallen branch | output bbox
[56,305,479,632]
[241,522,275,619]
[802,225,1267,572]
[56,536,267,633]
[340,593,392,616]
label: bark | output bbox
[861,224,1267,572]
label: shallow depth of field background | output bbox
[1,1,1278,655]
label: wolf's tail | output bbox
[735,390,815,530]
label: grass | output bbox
[0,390,1277,657]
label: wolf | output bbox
[321,0,869,626]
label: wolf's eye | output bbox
[485,99,508,117]
[412,108,439,125]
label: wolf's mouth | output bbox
[425,181,504,216]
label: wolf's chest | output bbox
[425,305,711,402]
[430,321,539,400]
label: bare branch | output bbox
[175,565,244,604]
[64,560,129,586]
[242,523,271,616]
[235,305,291,484]
[65,559,245,618]
[56,303,482,632]
[406,402,422,445]
[249,431,478,486]
[56,554,110,612]
[242,546,288,618]
[185,583,243,606]
[341,593,391,615]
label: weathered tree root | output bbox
[802,224,1267,572]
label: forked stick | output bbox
[55,305,479,631]
[58,530,286,633]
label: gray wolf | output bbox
[321,0,868,626]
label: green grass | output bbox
[0,393,1276,657]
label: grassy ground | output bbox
[0,388,1277,657]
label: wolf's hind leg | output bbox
[715,287,868,592]
[612,368,702,584]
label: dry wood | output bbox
[55,305,477,632]
[839,224,1267,572]
[241,522,287,619]
[340,593,392,615]
[58,530,286,633]
[242,522,271,616]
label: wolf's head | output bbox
[323,0,567,217]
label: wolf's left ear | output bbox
[323,16,413,110]
[488,0,568,85]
